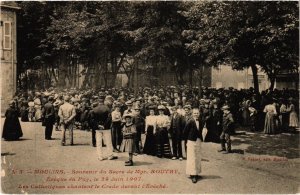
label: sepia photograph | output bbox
[0,1,299,194]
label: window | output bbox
[4,22,11,50]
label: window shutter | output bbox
[4,22,11,50]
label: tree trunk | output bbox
[104,52,108,89]
[134,60,138,96]
[199,65,203,98]
[58,51,67,88]
[269,75,276,91]
[250,64,259,94]
[188,60,193,87]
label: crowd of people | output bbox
[2,86,299,183]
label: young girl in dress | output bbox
[120,113,136,166]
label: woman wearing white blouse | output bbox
[143,107,157,156]
[155,105,172,158]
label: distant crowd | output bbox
[2,86,299,164]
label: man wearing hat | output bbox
[170,106,185,160]
[182,104,192,152]
[111,102,122,152]
[183,108,204,183]
[219,105,234,153]
[58,95,77,146]
[132,105,145,154]
[90,98,118,161]
[123,100,134,117]
[42,96,55,140]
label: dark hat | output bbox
[183,104,192,109]
[48,96,54,101]
[9,100,15,106]
[114,101,121,107]
[92,102,98,107]
[123,113,133,118]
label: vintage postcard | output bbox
[1,1,299,194]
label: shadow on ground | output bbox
[1,152,16,156]
[232,130,299,159]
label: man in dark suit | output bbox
[90,98,117,161]
[169,106,185,160]
[183,108,204,184]
[42,96,55,140]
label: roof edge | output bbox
[0,4,21,10]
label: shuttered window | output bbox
[4,22,11,50]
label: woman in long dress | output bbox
[263,100,277,134]
[34,93,42,122]
[287,99,299,131]
[241,99,251,126]
[20,98,29,122]
[2,101,23,141]
[155,105,172,158]
[279,100,289,132]
[143,107,157,156]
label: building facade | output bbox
[1,2,20,114]
[211,65,270,91]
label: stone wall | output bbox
[1,8,17,114]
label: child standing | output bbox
[120,113,136,166]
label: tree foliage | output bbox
[17,1,299,91]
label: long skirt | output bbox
[281,113,289,131]
[289,111,299,127]
[242,109,250,126]
[120,138,135,153]
[34,106,42,121]
[155,128,172,158]
[264,112,275,134]
[186,139,201,176]
[143,126,156,156]
[111,122,122,149]
[2,111,23,140]
[20,107,29,122]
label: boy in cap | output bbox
[219,105,234,153]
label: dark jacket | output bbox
[42,102,55,125]
[222,112,234,134]
[169,113,185,138]
[90,104,111,130]
[183,117,204,142]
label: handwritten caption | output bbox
[242,156,288,162]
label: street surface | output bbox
[1,119,299,194]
